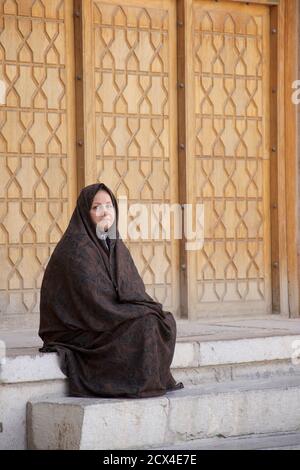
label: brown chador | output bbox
[38,182,184,398]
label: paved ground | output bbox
[176,316,300,341]
[1,315,300,357]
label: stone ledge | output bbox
[0,352,65,384]
[151,432,300,450]
[27,375,300,450]
[2,334,300,384]
[197,335,300,365]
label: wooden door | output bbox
[0,0,76,328]
[184,0,272,317]
[79,0,181,316]
[0,0,293,328]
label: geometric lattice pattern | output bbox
[92,1,180,313]
[191,1,272,314]
[0,0,75,327]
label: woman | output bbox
[39,182,184,398]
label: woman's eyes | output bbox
[93,204,113,210]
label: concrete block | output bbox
[27,375,300,450]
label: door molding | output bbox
[269,0,299,317]
[73,0,181,316]
[176,0,299,318]
[280,0,299,317]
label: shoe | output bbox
[174,381,184,390]
[166,381,184,391]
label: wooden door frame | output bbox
[236,0,300,318]
[282,0,300,318]
[265,0,299,317]
[176,0,300,318]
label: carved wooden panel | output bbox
[82,0,180,315]
[0,0,275,327]
[0,0,76,328]
[186,0,272,316]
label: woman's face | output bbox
[90,190,115,231]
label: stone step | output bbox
[3,333,300,385]
[150,432,300,450]
[27,375,300,450]
[2,333,300,449]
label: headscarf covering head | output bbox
[75,182,119,242]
